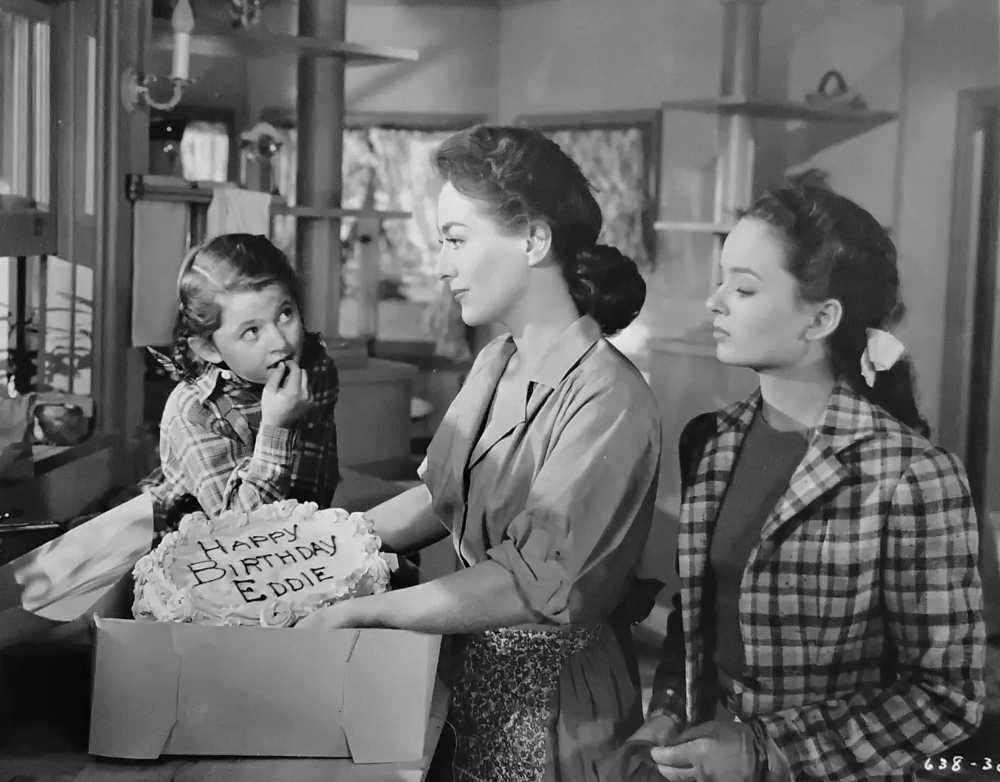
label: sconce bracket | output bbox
[121,67,193,113]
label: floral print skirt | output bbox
[447,624,608,782]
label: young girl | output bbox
[141,233,340,533]
[633,186,986,782]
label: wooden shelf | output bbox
[126,176,411,221]
[152,18,419,65]
[32,433,116,476]
[653,220,734,235]
[272,205,411,221]
[661,96,897,125]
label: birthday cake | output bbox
[132,500,398,627]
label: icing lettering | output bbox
[188,559,227,586]
[268,581,288,598]
[240,556,264,575]
[183,521,346,604]
[275,550,297,566]
[197,539,228,558]
[233,578,267,603]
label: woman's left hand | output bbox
[296,600,367,629]
[649,720,760,782]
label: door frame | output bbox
[939,86,999,463]
[939,86,1000,638]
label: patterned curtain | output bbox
[270,127,469,360]
[544,128,651,268]
[366,129,468,360]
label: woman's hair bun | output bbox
[565,244,646,336]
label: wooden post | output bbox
[92,0,149,483]
[296,0,346,340]
[711,0,765,285]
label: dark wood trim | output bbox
[91,0,149,485]
[515,108,663,267]
[262,107,486,132]
[0,0,53,23]
[344,112,486,131]
[150,105,235,128]
[939,87,1000,461]
[516,109,662,131]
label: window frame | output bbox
[0,0,59,257]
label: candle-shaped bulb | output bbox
[171,0,194,80]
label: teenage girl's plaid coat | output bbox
[650,380,986,782]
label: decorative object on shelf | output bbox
[0,389,35,481]
[33,394,93,448]
[228,0,266,28]
[121,0,195,112]
[238,122,283,193]
[655,0,896,248]
[805,70,869,112]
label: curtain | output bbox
[545,127,651,268]
[270,126,469,360]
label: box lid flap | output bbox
[89,617,183,758]
[343,629,440,763]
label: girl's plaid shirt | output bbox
[141,332,340,532]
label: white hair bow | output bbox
[860,328,905,387]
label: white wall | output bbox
[245,0,501,121]
[498,0,1000,435]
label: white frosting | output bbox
[132,500,398,627]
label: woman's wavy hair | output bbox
[434,124,646,336]
[744,185,929,436]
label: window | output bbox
[0,2,94,397]
[516,111,663,269]
[268,114,482,358]
[0,6,50,206]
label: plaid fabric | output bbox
[651,380,986,782]
[141,332,340,531]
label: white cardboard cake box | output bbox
[0,494,443,763]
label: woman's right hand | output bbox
[629,712,683,746]
[261,360,312,429]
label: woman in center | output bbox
[300,125,663,781]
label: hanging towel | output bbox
[131,200,189,347]
[206,187,272,240]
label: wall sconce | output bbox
[121,0,195,112]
